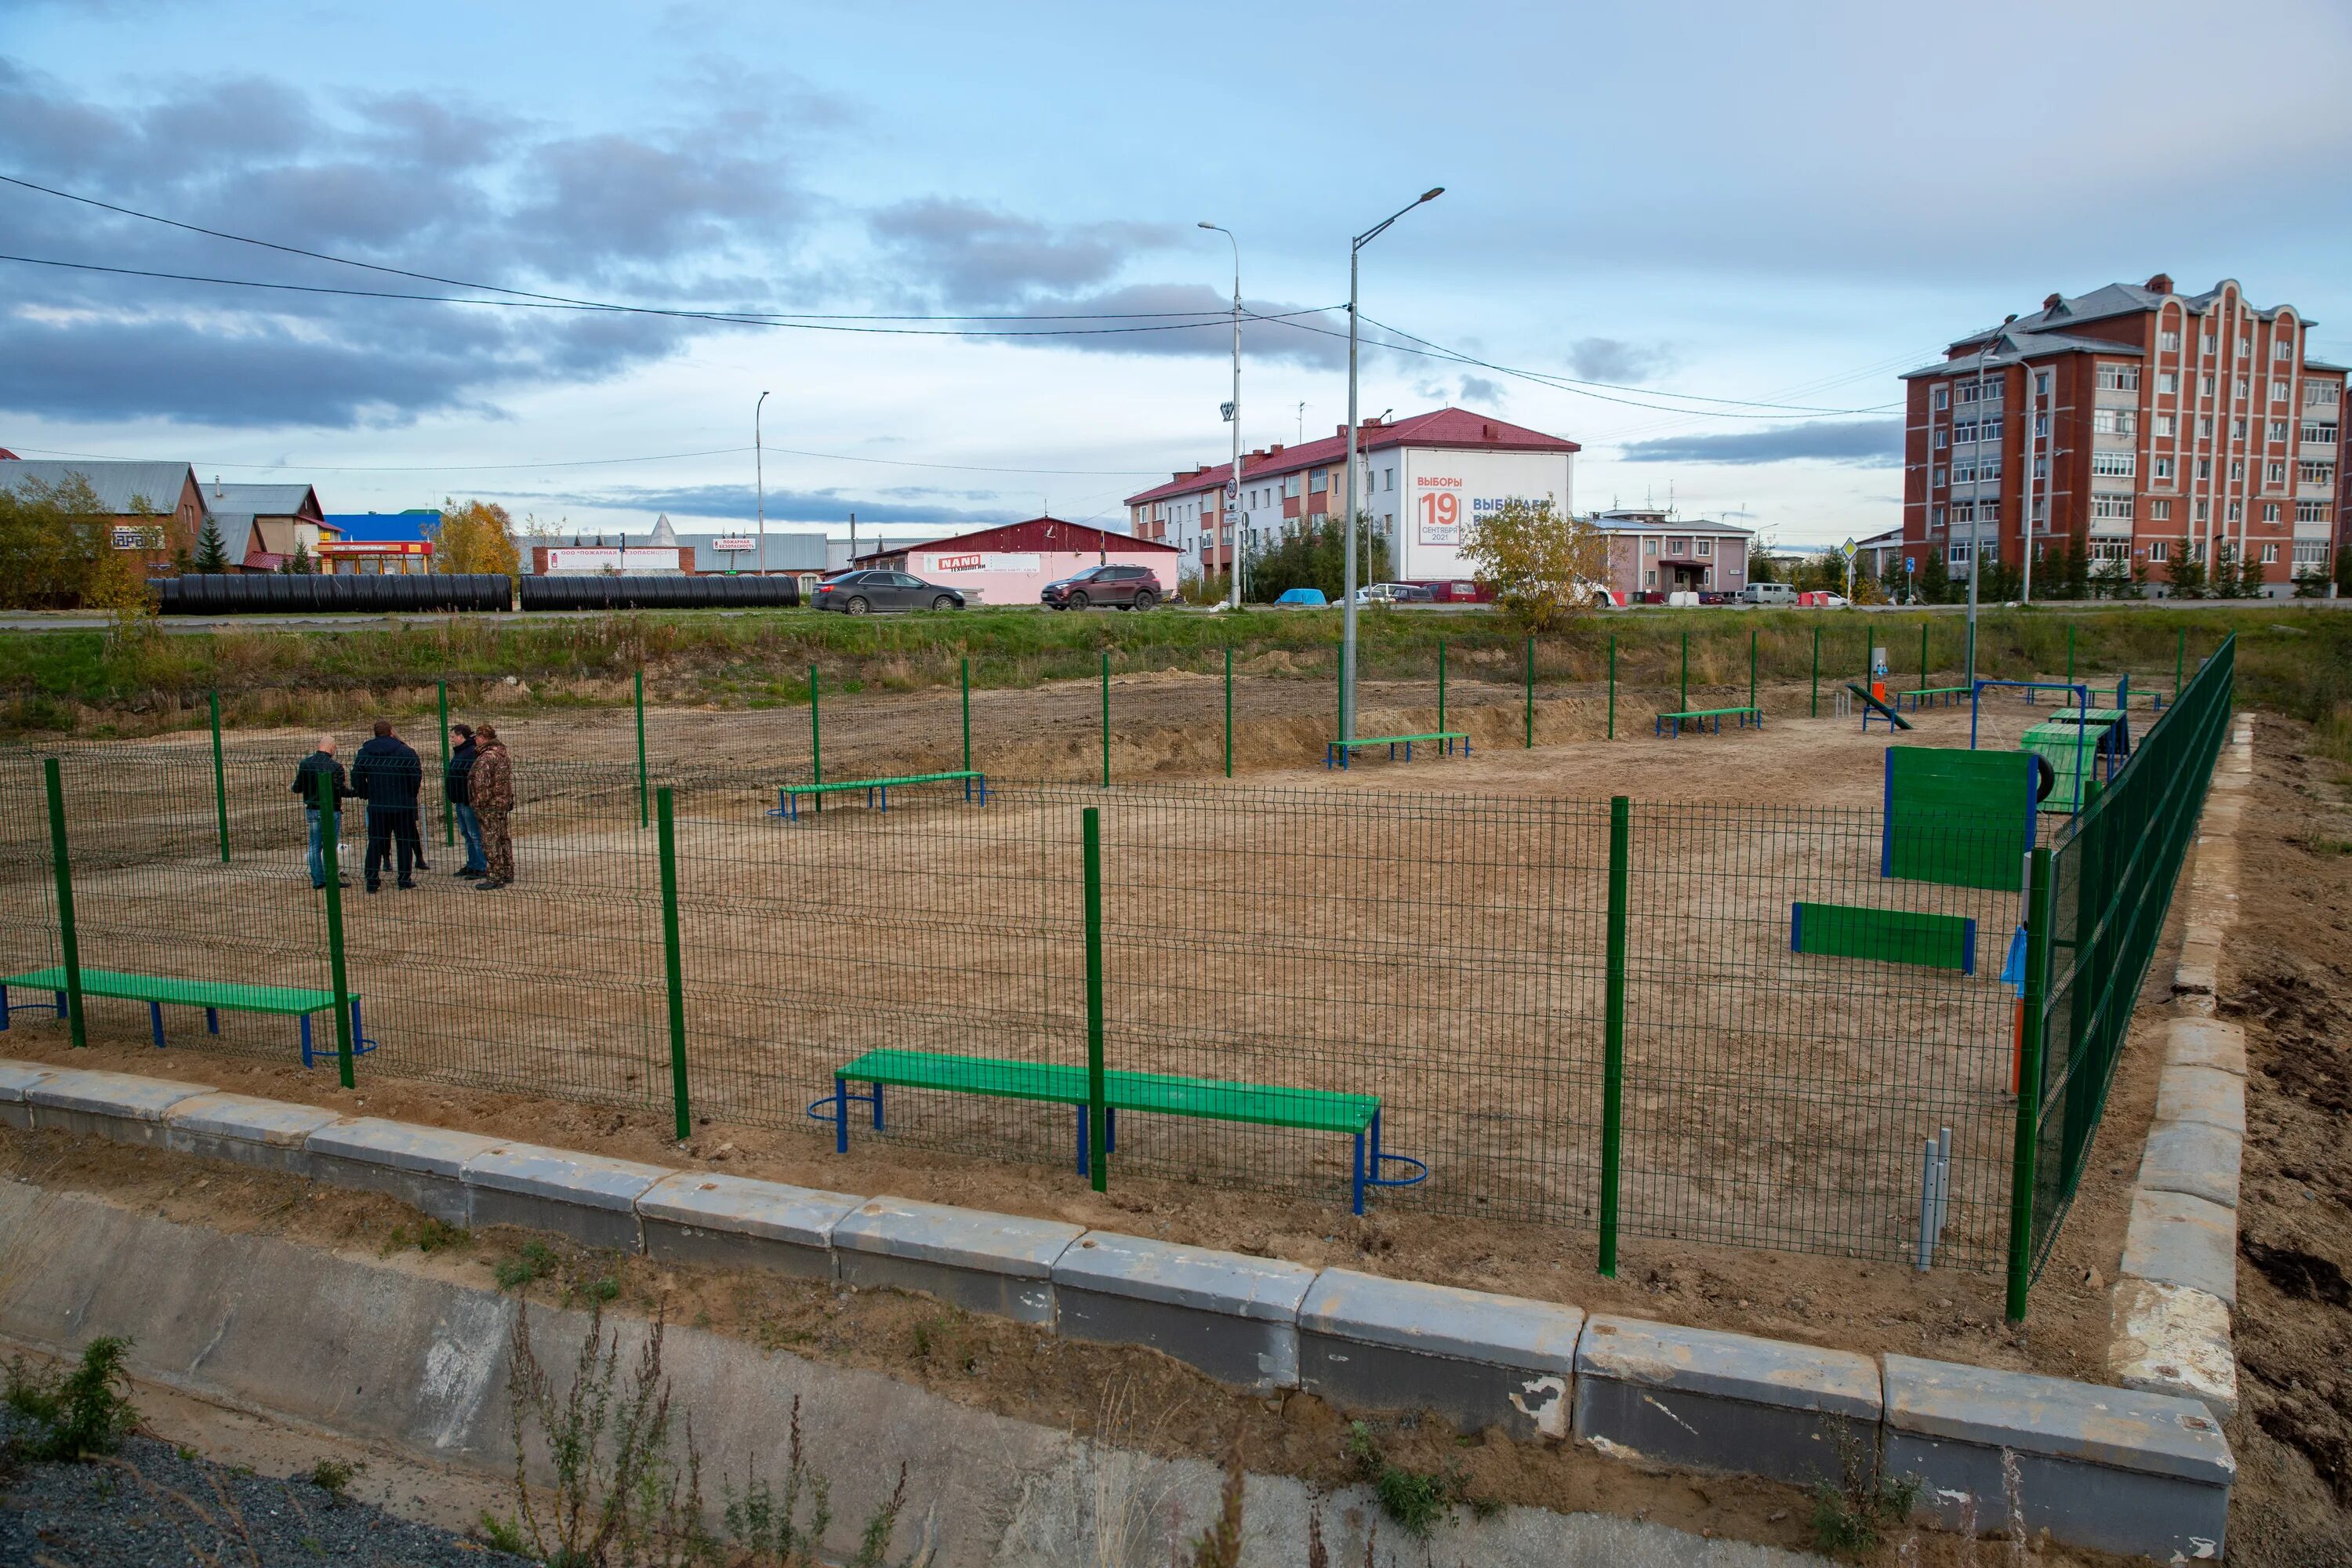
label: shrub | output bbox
[3,1336,141,1461]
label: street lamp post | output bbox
[1965,327,2002,690]
[755,390,771,575]
[1199,223,1243,609]
[1341,187,1443,743]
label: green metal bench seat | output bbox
[1323,731,1469,769]
[1896,685,1973,711]
[768,769,986,822]
[1654,706,1762,738]
[0,964,376,1069]
[811,1047,1425,1213]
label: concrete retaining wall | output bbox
[0,1053,2238,1560]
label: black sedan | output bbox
[811,570,966,615]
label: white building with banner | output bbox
[1124,408,1579,590]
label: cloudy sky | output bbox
[4,0,2350,550]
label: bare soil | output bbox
[2204,713,2352,1566]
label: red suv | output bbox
[1042,564,1163,610]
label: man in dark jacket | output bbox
[349,718,426,891]
[289,735,352,890]
[445,723,488,877]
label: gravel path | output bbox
[0,1414,528,1568]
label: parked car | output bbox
[1740,581,1798,607]
[1273,587,1329,608]
[1351,581,1436,605]
[1698,590,1738,606]
[812,570,966,615]
[1042,563,1163,610]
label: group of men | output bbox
[292,721,515,893]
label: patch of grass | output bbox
[1343,1420,1486,1541]
[387,1217,470,1254]
[471,1510,526,1554]
[303,1456,362,1500]
[492,1239,556,1291]
[2,1336,141,1462]
[1808,1427,1922,1558]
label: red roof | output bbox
[1123,407,1579,506]
[852,516,1180,564]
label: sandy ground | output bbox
[0,676,2198,1389]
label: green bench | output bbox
[1896,685,1973,712]
[0,965,376,1070]
[1323,731,1469,769]
[768,769,986,822]
[811,1047,1426,1214]
[1655,706,1762,738]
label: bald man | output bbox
[290,735,354,890]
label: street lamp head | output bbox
[1197,221,1216,230]
[1419,187,1444,203]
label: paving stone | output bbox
[2137,1119,2241,1211]
[1882,1353,2233,1562]
[2108,1279,2238,1421]
[2171,940,2220,997]
[1573,1315,1878,1487]
[0,1060,57,1131]
[1052,1232,1316,1391]
[26,1067,214,1145]
[2163,1018,2246,1078]
[832,1196,1079,1324]
[2153,1065,2245,1139]
[463,1143,672,1253]
[2120,1189,2238,1307]
[1298,1268,1582,1438]
[637,1172,862,1279]
[161,1093,344,1176]
[304,1117,504,1226]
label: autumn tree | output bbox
[1458,498,1610,631]
[433,499,522,577]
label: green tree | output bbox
[1917,547,1951,605]
[1980,554,2021,604]
[1454,498,1609,631]
[434,499,523,578]
[2166,536,2207,599]
[281,539,315,575]
[2336,543,2352,597]
[0,472,113,609]
[191,517,230,573]
[2237,546,2267,599]
[1242,515,1390,604]
[2294,559,2331,597]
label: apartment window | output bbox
[2274,337,2292,361]
[1382,467,1394,491]
[2261,543,2280,564]
[2151,499,2172,521]
[1933,386,1950,410]
[2160,330,2181,353]
[1951,501,1973,524]
[2201,373,2216,396]
[2093,408,2136,436]
[1697,539,1713,557]
[2090,450,2135,477]
[2306,382,2340,408]
[2230,459,2245,481]
[2268,461,2287,484]
[1666,536,1690,556]
[2154,414,2177,437]
[2035,372,2051,395]
[2091,495,2136,521]
[1931,505,1947,528]
[1933,428,1948,450]
[1978,457,2002,483]
[2301,461,2339,487]
[1952,419,1977,445]
[2198,415,2214,438]
[2296,540,2330,565]
[2095,364,2140,392]
[2157,371,2180,394]
[1932,465,1948,488]
[2231,419,2248,442]
[2298,501,2336,524]
[2031,498,2047,522]
[2239,337,2252,358]
[2154,457,2176,481]
[2032,456,2048,479]
[1283,474,1300,498]
[2267,420,2288,443]
[1950,461,1972,485]
[2197,458,2212,480]
[2303,423,2339,445]
[1980,418,2002,443]
[1308,469,1327,493]
[1947,539,1973,565]
[2091,541,2132,567]
[2263,503,2282,524]
[2236,378,2251,401]
[1643,568,1657,587]
[2227,500,2243,522]
[2201,332,2216,354]
[2149,539,2171,562]
[2195,499,2210,522]
[2192,539,2208,561]
[1644,538,1659,555]
[2273,379,2291,404]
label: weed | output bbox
[472,1509,527,1554]
[303,1456,361,1500]
[2,1336,140,1461]
[720,1396,919,1566]
[1342,1420,1481,1541]
[1809,1423,1923,1559]
[1178,1454,1245,1567]
[494,1240,557,1290]
[388,1218,470,1254]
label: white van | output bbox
[1740,582,1798,607]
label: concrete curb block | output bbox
[2153,1063,2246,1139]
[303,1116,503,1226]
[2163,1018,2247,1077]
[1882,1353,2232,1561]
[160,1092,345,1176]
[1298,1269,1582,1440]
[638,1172,862,1279]
[1573,1315,1879,1489]
[463,1142,673,1254]
[832,1196,1079,1324]
[2108,1279,2238,1420]
[1053,1232,1316,1392]
[2120,1189,2238,1308]
[2137,1120,2241,1211]
[26,1066,215,1145]
[0,1061,58,1129]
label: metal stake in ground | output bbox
[657,786,690,1141]
[314,768,354,1089]
[1749,630,1758,713]
[1223,646,1233,778]
[209,691,230,862]
[1100,651,1110,788]
[1607,633,1617,741]
[808,663,822,814]
[1083,805,1107,1192]
[437,681,454,847]
[960,656,972,773]
[1810,626,1820,718]
[1437,638,1447,735]
[1524,634,1534,748]
[2005,844,2054,1321]
[1679,632,1689,713]
[1599,794,1629,1275]
[635,670,649,829]
[42,757,87,1049]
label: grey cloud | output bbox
[546,483,1024,528]
[869,198,1181,309]
[1617,419,1904,467]
[1567,337,1677,383]
[1457,374,1504,404]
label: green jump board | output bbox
[1330,732,1467,750]
[2023,721,2114,813]
[782,770,980,797]
[2,966,336,1014]
[836,1047,1378,1134]
[1791,902,1976,974]
[2041,708,2125,727]
[1882,747,2034,891]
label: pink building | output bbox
[1594,510,1755,600]
[852,517,1182,607]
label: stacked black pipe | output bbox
[150,573,514,614]
[516,575,801,611]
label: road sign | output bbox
[1840,537,1857,558]
[1904,556,1915,573]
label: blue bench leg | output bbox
[835,1076,849,1153]
[1352,1131,1367,1217]
[206,1007,219,1035]
[300,1013,314,1070]
[1105,1106,1116,1152]
[56,990,66,1020]
[350,998,371,1057]
[150,1000,165,1049]
[977,775,989,806]
[878,786,888,812]
[872,1081,884,1130]
[1463,737,1472,757]
[1076,1105,1089,1176]
[1404,741,1413,762]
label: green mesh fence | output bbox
[2018,631,2235,1303]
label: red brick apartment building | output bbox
[1902,275,2345,595]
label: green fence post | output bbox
[808,663,822,813]
[1679,631,1689,712]
[42,758,87,1050]
[1438,638,1447,734]
[209,691,230,862]
[437,681,454,847]
[2005,844,2055,1322]
[1606,633,1617,740]
[634,670,650,829]
[1100,650,1111,788]
[2065,623,2075,686]
[1920,621,1929,686]
[1083,805,1107,1192]
[1524,634,1535,748]
[1599,794,1629,1276]
[1809,626,1820,718]
[1223,646,1234,779]
[656,785,691,1142]
[314,768,354,1088]
[960,656,972,774]
[2175,627,2185,699]
[1748,629,1758,713]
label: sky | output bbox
[3,0,2350,553]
